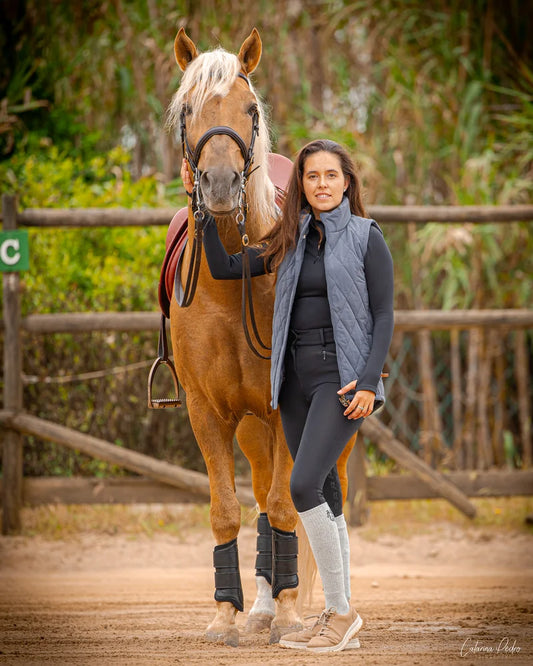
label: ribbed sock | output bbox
[335,513,351,603]
[298,502,349,614]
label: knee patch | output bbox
[213,538,244,612]
[255,512,272,584]
[323,467,343,517]
[271,527,298,599]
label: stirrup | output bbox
[147,314,182,409]
[147,357,181,409]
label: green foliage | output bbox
[1,140,187,314]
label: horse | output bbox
[164,28,356,646]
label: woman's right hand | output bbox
[181,158,193,195]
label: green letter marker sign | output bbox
[0,231,29,272]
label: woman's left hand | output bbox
[181,158,193,195]
[338,381,375,419]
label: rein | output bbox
[178,72,271,359]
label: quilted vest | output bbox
[270,196,386,409]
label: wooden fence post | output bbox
[2,194,23,534]
[347,436,368,526]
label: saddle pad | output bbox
[158,153,293,318]
[158,206,188,318]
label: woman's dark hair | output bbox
[262,139,367,271]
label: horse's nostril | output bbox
[200,171,212,192]
[231,172,240,191]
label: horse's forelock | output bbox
[167,47,277,229]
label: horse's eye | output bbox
[247,103,258,117]
[183,103,192,116]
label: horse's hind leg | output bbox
[187,401,242,646]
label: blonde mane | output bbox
[167,49,276,232]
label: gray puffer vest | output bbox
[270,196,386,409]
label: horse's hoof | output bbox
[244,612,274,634]
[205,626,240,647]
[269,621,303,644]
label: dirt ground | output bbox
[1,504,532,666]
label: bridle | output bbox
[180,74,258,178]
[177,72,271,359]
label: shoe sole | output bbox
[306,614,364,653]
[280,637,361,650]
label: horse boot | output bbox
[245,512,275,633]
[269,526,301,643]
[207,538,243,646]
[256,512,273,584]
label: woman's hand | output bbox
[181,158,193,195]
[338,381,375,419]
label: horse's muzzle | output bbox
[200,166,241,213]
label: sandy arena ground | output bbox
[1,505,532,665]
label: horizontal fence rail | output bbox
[11,308,533,334]
[3,204,533,227]
[1,469,532,507]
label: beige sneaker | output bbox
[279,611,361,650]
[305,606,363,653]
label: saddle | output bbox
[157,152,293,318]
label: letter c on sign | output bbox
[0,239,21,266]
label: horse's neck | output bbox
[211,210,273,253]
[215,217,244,254]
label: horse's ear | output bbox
[237,28,262,74]
[174,27,199,71]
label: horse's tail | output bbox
[296,517,317,615]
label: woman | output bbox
[181,139,394,653]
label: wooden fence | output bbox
[2,194,533,533]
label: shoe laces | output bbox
[302,612,324,631]
[316,607,337,635]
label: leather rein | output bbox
[178,72,271,359]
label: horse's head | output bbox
[170,28,269,217]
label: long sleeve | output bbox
[356,224,394,393]
[202,215,268,279]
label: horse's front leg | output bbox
[236,416,277,633]
[266,414,303,643]
[188,400,242,647]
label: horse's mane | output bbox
[167,49,276,232]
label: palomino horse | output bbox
[164,28,355,646]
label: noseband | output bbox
[177,72,270,359]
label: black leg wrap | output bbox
[255,512,273,584]
[213,538,244,612]
[271,527,298,599]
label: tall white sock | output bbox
[298,502,349,614]
[335,513,351,603]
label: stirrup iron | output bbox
[147,314,182,409]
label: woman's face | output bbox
[302,151,349,219]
